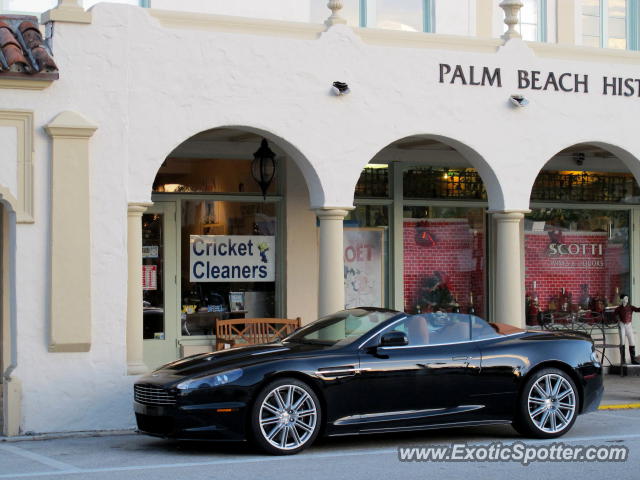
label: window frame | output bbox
[582,0,634,49]
[360,0,435,33]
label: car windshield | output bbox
[284,309,399,347]
[376,312,503,347]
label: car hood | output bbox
[144,342,328,382]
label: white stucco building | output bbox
[1,0,640,436]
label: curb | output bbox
[598,403,640,410]
[0,429,137,443]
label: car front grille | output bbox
[134,384,177,406]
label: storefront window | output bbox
[142,213,165,340]
[180,200,278,336]
[403,167,487,200]
[530,170,640,204]
[524,208,630,325]
[344,205,390,308]
[403,206,486,317]
[153,158,278,195]
[354,165,389,198]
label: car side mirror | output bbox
[379,331,408,347]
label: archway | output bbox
[0,196,17,436]
[523,142,640,366]
[139,127,316,368]
[348,134,500,319]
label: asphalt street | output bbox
[1,408,640,480]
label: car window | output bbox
[286,309,398,346]
[381,313,471,346]
[470,315,500,340]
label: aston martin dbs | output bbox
[133,308,603,455]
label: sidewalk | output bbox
[601,374,640,408]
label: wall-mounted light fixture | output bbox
[252,139,276,199]
[573,152,585,166]
[332,81,350,95]
[509,94,529,107]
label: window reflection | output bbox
[524,208,630,325]
[403,206,486,318]
[608,0,627,49]
[520,0,539,41]
[369,0,423,32]
[582,0,627,50]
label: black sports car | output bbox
[134,308,603,455]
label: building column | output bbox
[492,211,526,328]
[315,208,351,317]
[45,111,97,352]
[127,202,152,375]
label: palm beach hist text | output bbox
[439,63,640,96]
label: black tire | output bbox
[250,378,321,455]
[513,367,579,439]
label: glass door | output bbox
[142,202,179,369]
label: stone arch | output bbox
[137,124,325,208]
[0,188,18,436]
[524,141,640,203]
[349,133,505,210]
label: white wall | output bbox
[2,3,640,433]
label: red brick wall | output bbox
[524,231,628,310]
[404,219,485,316]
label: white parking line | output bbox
[1,432,640,479]
[0,444,80,473]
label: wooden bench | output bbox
[215,317,301,350]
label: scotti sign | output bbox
[189,235,275,282]
[439,63,640,97]
[548,243,604,256]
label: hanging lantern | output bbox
[252,139,276,199]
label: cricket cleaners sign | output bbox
[190,235,275,282]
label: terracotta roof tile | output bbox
[0,15,58,80]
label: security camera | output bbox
[332,81,350,95]
[574,153,585,166]
[509,94,529,107]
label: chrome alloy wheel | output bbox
[527,373,576,434]
[259,385,318,451]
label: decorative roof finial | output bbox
[326,0,347,27]
[500,0,524,41]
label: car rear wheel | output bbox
[250,378,321,455]
[514,368,578,438]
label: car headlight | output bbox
[176,368,243,391]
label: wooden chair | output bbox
[215,317,301,350]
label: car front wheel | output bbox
[250,378,321,455]
[514,368,579,438]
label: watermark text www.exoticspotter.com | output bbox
[398,442,628,466]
